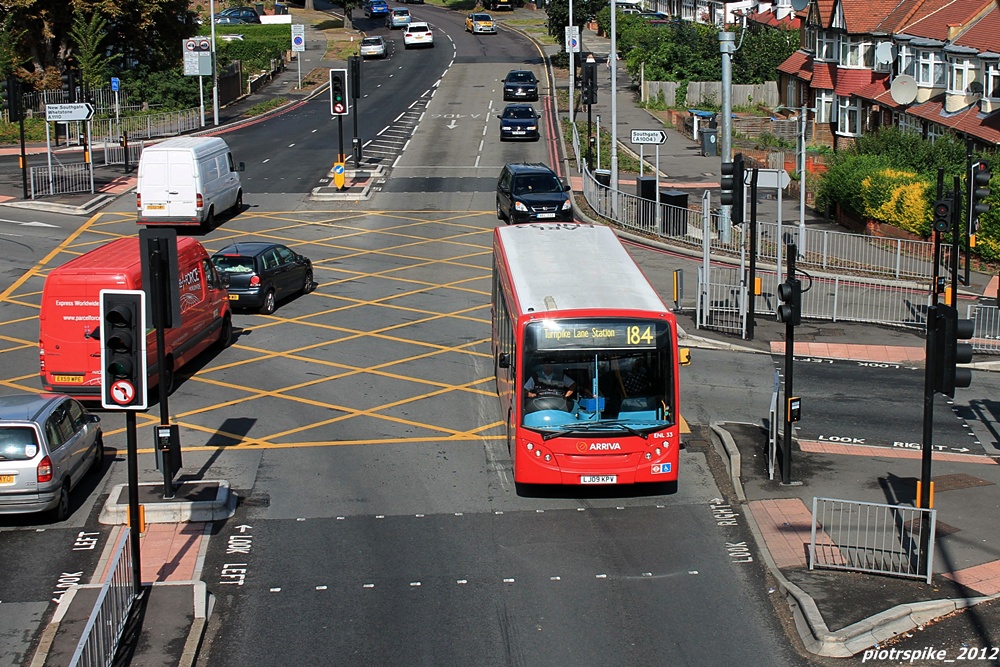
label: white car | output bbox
[403,22,434,48]
[359,35,387,59]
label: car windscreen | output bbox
[213,255,255,273]
[472,14,491,20]
[504,107,535,119]
[0,427,40,460]
[507,72,534,83]
[362,38,382,45]
[514,174,562,194]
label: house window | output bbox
[815,90,835,123]
[837,95,862,135]
[682,0,695,20]
[695,0,709,22]
[840,35,874,68]
[898,44,915,77]
[895,113,922,134]
[987,63,1000,98]
[916,50,946,87]
[815,31,837,61]
[948,57,980,95]
[926,123,945,142]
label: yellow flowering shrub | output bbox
[860,169,932,235]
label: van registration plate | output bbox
[146,204,166,210]
[0,475,14,485]
[228,294,239,301]
[53,375,83,383]
[580,475,616,484]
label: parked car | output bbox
[365,0,390,17]
[403,22,434,48]
[0,393,103,521]
[211,242,314,315]
[502,69,539,101]
[360,35,388,59]
[214,7,260,23]
[387,8,412,29]
[498,103,539,141]
[466,12,497,34]
[496,162,573,224]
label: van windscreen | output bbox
[213,255,254,273]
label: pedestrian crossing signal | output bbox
[330,68,349,116]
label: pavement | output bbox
[9,4,1000,666]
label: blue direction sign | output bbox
[111,77,120,92]
[333,162,346,189]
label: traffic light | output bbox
[1,77,19,122]
[100,289,148,410]
[581,61,598,105]
[931,304,974,397]
[329,68,349,116]
[349,56,361,100]
[971,161,991,223]
[60,71,76,103]
[932,197,951,233]
[720,154,745,225]
[776,277,802,326]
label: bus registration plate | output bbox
[580,475,616,484]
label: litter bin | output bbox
[594,169,611,187]
[635,176,657,201]
[700,127,718,157]
[659,189,689,236]
[254,2,264,15]
[274,2,287,14]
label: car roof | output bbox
[503,103,535,111]
[362,36,384,43]
[506,70,535,77]
[0,394,65,423]
[408,22,430,28]
[504,162,558,175]
[213,242,281,256]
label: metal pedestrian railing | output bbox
[69,528,139,667]
[30,163,92,199]
[969,303,1000,354]
[809,497,936,584]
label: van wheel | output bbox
[201,208,216,234]
[216,314,233,350]
[302,270,314,295]
[231,190,243,217]
[89,434,105,475]
[51,483,71,523]
[160,357,175,397]
[260,289,276,315]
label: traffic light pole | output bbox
[920,304,937,561]
[126,410,143,595]
[782,246,797,485]
[747,168,759,341]
[338,115,345,169]
[149,250,174,499]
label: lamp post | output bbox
[775,105,814,244]
[210,0,219,126]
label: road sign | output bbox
[45,102,95,122]
[109,380,136,406]
[630,129,667,145]
[292,24,305,53]
[111,77,120,92]
[756,168,791,189]
[333,162,345,189]
[564,26,580,53]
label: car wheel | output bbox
[302,269,314,295]
[89,434,105,475]
[160,357,175,397]
[260,289,276,315]
[51,483,71,523]
[230,189,243,217]
[216,314,233,350]
[496,200,506,222]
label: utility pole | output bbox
[718,31,735,241]
[610,0,619,190]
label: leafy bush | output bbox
[860,168,931,235]
[816,152,892,217]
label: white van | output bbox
[136,137,244,231]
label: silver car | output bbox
[386,8,412,29]
[0,394,103,521]
[360,35,388,59]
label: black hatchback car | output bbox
[498,103,540,141]
[502,70,539,101]
[496,163,573,224]
[211,242,314,315]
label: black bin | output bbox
[700,127,718,157]
[593,169,611,187]
[659,189,689,236]
[636,176,657,201]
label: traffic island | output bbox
[99,480,237,524]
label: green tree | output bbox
[732,24,798,85]
[68,12,120,90]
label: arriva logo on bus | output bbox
[577,442,622,452]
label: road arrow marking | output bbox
[446,120,458,129]
[235,524,253,533]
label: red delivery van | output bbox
[39,236,233,400]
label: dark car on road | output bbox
[498,103,539,141]
[502,69,539,101]
[211,242,314,315]
[0,393,103,522]
[496,163,573,224]
[214,7,260,23]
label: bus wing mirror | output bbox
[498,352,510,369]
[678,348,691,366]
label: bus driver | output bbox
[524,361,577,413]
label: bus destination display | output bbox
[529,321,664,350]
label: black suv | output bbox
[502,69,539,101]
[496,163,573,224]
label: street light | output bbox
[774,105,815,245]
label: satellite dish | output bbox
[791,0,809,11]
[968,81,984,95]
[874,42,896,65]
[890,75,918,105]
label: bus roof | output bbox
[495,223,668,315]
